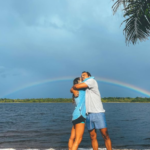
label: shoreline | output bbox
[0,148,150,150]
[0,102,150,103]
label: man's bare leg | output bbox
[100,128,112,150]
[89,129,98,150]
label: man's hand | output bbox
[70,87,79,97]
[73,90,79,97]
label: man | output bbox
[70,71,112,150]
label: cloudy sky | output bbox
[0,0,150,99]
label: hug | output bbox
[68,71,112,150]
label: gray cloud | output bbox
[0,0,150,98]
[1,74,7,78]
[0,66,5,73]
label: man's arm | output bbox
[70,83,88,97]
[73,83,88,90]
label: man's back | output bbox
[84,78,105,114]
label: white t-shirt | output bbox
[84,78,105,114]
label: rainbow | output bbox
[2,76,150,98]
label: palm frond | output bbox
[112,0,132,14]
[112,0,150,45]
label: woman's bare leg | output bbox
[72,123,85,150]
[68,126,75,150]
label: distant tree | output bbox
[112,0,150,45]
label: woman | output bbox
[68,77,86,150]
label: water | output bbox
[0,103,150,149]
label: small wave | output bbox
[0,148,150,150]
[144,138,150,140]
[0,149,56,150]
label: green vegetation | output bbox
[0,97,150,103]
[102,97,150,103]
[0,98,71,103]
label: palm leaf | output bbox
[112,0,150,45]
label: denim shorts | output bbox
[86,112,107,130]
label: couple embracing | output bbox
[68,71,112,150]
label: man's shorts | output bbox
[86,112,107,130]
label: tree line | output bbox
[0,97,150,103]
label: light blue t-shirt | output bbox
[72,90,86,120]
[72,77,94,121]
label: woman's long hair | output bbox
[72,77,80,104]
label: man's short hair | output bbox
[82,71,91,77]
